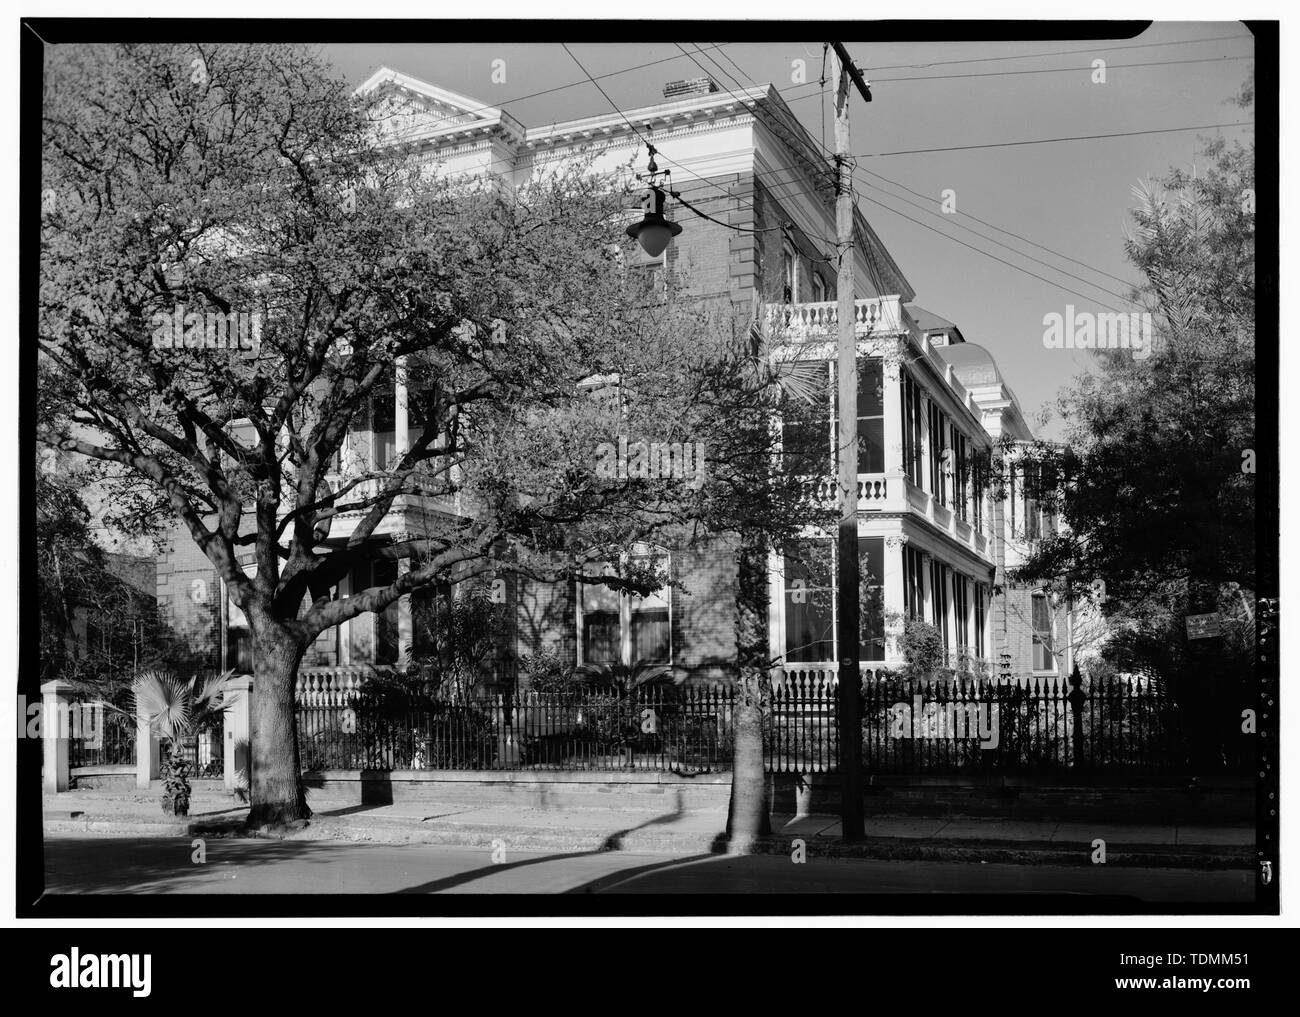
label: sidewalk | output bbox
[42,786,1255,868]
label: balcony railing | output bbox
[765,295,913,340]
[800,474,888,508]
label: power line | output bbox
[677,41,1164,304]
[851,174,1141,307]
[854,165,1139,290]
[679,42,886,287]
[563,42,785,241]
[562,43,1216,321]
[774,53,1253,107]
[671,43,838,250]
[857,32,1255,71]
[751,159,1145,299]
[414,43,734,133]
[856,120,1252,158]
[403,34,1252,136]
[859,191,1135,314]
[871,53,1253,83]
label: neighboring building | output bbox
[933,321,1092,682]
[156,67,1072,686]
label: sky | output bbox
[320,25,1255,440]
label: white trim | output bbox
[355,66,503,123]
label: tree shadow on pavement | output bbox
[394,794,722,894]
[43,836,358,894]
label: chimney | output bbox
[663,77,719,99]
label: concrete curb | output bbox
[43,810,1255,870]
[290,816,1252,869]
[44,814,249,838]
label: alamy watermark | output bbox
[595,437,706,489]
[151,303,262,354]
[50,950,151,997]
[17,696,103,748]
[1042,305,1153,361]
[889,696,999,749]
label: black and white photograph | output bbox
[13,8,1282,951]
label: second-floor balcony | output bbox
[799,473,889,510]
[799,470,993,564]
[764,295,916,344]
[320,470,466,542]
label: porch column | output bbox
[394,356,410,463]
[882,355,906,512]
[919,394,933,498]
[40,679,73,794]
[920,551,933,627]
[768,547,785,681]
[882,535,908,663]
[223,675,253,794]
[397,556,414,662]
[943,568,957,658]
[134,683,161,790]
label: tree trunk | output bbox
[247,629,311,827]
[727,672,770,853]
[727,535,771,853]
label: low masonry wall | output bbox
[301,769,735,810]
[68,765,137,791]
[298,769,1252,824]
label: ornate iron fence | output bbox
[172,727,224,778]
[296,671,736,774]
[293,669,1248,777]
[68,701,136,769]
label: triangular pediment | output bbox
[355,67,501,143]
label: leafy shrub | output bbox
[519,647,576,693]
[897,619,945,680]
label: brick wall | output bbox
[671,540,739,683]
[753,180,838,305]
[667,171,756,309]
[992,582,1060,680]
[154,526,221,674]
[514,562,578,673]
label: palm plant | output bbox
[571,662,683,754]
[132,669,236,816]
[572,661,682,696]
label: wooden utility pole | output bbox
[831,42,866,842]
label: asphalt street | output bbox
[42,834,1254,900]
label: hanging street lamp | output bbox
[626,144,682,258]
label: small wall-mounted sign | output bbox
[1185,612,1223,640]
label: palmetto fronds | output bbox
[573,661,684,695]
[736,299,826,406]
[131,670,191,743]
[132,668,237,742]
